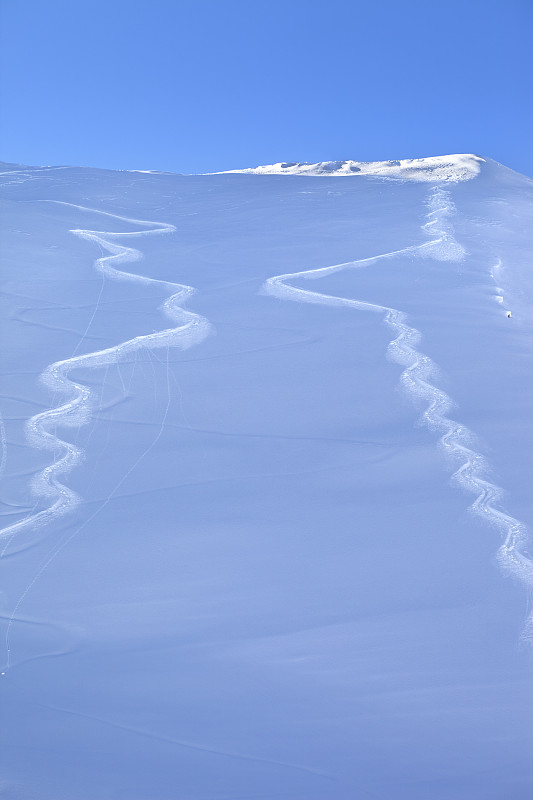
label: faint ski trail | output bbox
[11,698,333,780]
[0,203,212,553]
[489,258,514,318]
[2,352,174,671]
[0,412,7,480]
[263,187,533,642]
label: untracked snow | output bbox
[0,155,532,800]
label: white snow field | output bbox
[0,155,532,799]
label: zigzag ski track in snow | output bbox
[263,187,533,642]
[0,203,212,556]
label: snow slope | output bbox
[215,153,484,181]
[1,155,532,800]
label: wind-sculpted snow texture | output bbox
[1,158,532,800]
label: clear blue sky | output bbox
[1,0,532,177]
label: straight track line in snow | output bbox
[262,186,533,642]
[23,698,334,780]
[0,412,7,480]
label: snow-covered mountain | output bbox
[215,153,484,181]
[1,155,532,799]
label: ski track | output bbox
[0,202,212,556]
[263,186,533,642]
[36,700,334,779]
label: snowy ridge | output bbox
[0,205,212,556]
[216,154,484,182]
[0,164,70,186]
[263,187,533,641]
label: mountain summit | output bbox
[215,153,484,181]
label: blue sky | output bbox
[1,0,532,176]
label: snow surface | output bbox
[215,153,485,181]
[1,156,532,799]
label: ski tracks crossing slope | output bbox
[263,186,533,642]
[0,203,213,555]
